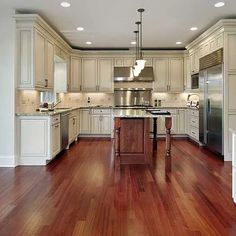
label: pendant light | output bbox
[133,25,141,77]
[136,8,146,70]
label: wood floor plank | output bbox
[0,140,236,236]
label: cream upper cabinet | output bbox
[98,58,113,92]
[123,58,135,66]
[82,58,97,92]
[169,58,184,92]
[184,56,191,91]
[70,57,82,92]
[190,49,199,75]
[153,58,169,92]
[16,27,54,90]
[153,57,184,92]
[34,30,46,88]
[45,40,54,88]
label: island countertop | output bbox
[113,109,172,118]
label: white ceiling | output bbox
[2,0,236,49]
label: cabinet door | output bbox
[153,58,169,92]
[71,57,82,92]
[45,40,54,89]
[68,117,74,143]
[169,58,184,92]
[157,117,166,134]
[98,58,113,92]
[80,109,91,134]
[91,115,101,134]
[76,110,80,136]
[190,53,195,75]
[73,117,77,138]
[52,123,61,157]
[184,56,191,91]
[82,58,97,92]
[101,115,111,134]
[34,30,46,87]
[178,110,186,134]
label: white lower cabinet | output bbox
[80,109,91,134]
[68,114,77,145]
[80,109,111,136]
[51,121,61,158]
[18,114,61,165]
[188,109,199,141]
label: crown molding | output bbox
[186,19,236,50]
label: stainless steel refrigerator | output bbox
[199,49,224,156]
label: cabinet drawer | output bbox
[92,109,111,115]
[190,127,199,140]
[51,115,60,125]
[190,110,199,117]
[190,116,199,128]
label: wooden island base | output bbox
[114,117,172,172]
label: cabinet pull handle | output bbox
[80,85,82,91]
[55,124,59,128]
[45,79,48,87]
[167,85,168,91]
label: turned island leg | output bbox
[114,118,121,168]
[165,117,172,173]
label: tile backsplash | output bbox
[16,90,189,113]
[16,90,40,113]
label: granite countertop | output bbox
[16,105,198,117]
[113,109,171,118]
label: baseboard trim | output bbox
[0,155,17,167]
[19,156,46,166]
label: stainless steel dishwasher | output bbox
[61,112,70,150]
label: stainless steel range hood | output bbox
[114,66,154,82]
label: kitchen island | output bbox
[113,109,172,173]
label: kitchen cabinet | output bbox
[190,49,199,75]
[153,58,169,92]
[80,109,91,134]
[98,58,113,92]
[69,115,77,145]
[82,58,97,91]
[80,109,111,135]
[17,115,61,165]
[17,28,54,90]
[70,57,82,92]
[153,58,184,92]
[76,110,80,136]
[184,55,192,91]
[114,58,135,67]
[169,58,184,92]
[81,58,113,92]
[91,109,111,135]
[178,109,186,134]
[51,116,61,158]
[188,109,199,141]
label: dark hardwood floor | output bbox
[0,139,236,236]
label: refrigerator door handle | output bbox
[208,98,211,114]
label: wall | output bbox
[0,9,16,166]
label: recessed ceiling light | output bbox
[76,27,84,31]
[176,42,182,45]
[214,2,225,7]
[86,41,92,45]
[131,41,136,45]
[60,2,71,8]
[190,27,198,31]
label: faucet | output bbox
[52,100,61,108]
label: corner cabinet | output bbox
[16,27,54,90]
[81,58,113,92]
[153,57,184,92]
